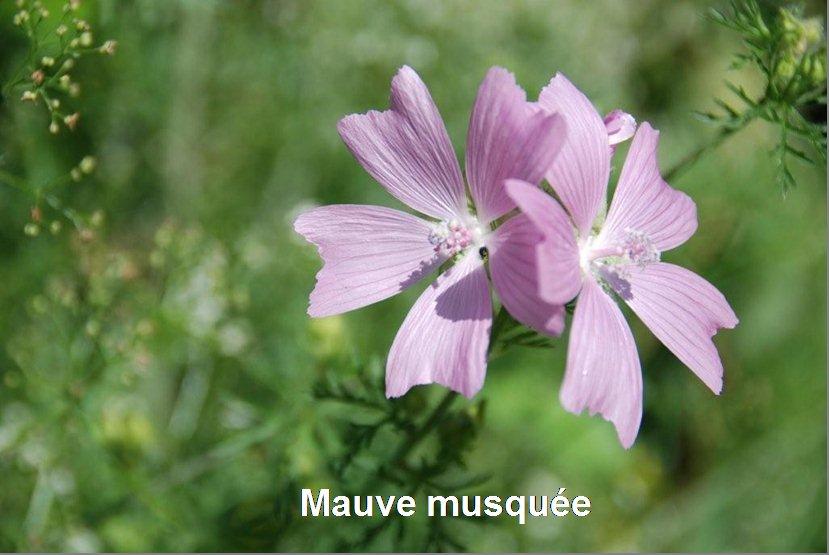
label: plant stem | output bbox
[388,389,457,467]
[487,305,511,354]
[664,115,754,182]
[0,169,31,194]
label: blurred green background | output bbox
[0,0,825,552]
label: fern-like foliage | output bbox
[703,1,826,192]
[311,358,491,551]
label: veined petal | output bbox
[466,67,566,225]
[294,205,443,317]
[539,73,610,236]
[561,278,642,449]
[489,214,565,337]
[622,262,738,394]
[338,66,466,220]
[505,179,582,305]
[600,123,697,252]
[386,255,492,398]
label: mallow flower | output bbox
[295,66,566,398]
[506,74,738,448]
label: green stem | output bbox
[664,115,755,182]
[388,389,457,467]
[487,305,511,354]
[0,169,31,194]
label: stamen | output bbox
[429,219,476,257]
[621,229,660,267]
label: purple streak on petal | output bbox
[466,67,566,225]
[337,66,466,220]
[622,262,738,394]
[489,214,565,336]
[294,204,443,317]
[505,179,582,305]
[539,73,610,236]
[561,278,642,449]
[386,255,492,398]
[600,123,698,252]
[604,109,637,147]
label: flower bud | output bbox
[64,112,80,130]
[79,32,93,47]
[24,223,40,236]
[50,220,62,234]
[70,168,83,181]
[31,70,45,85]
[21,90,37,102]
[90,210,104,227]
[79,156,97,174]
[49,121,60,134]
[100,40,118,55]
[41,56,55,67]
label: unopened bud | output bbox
[41,56,55,67]
[31,70,45,85]
[21,90,38,102]
[24,223,40,237]
[70,168,83,182]
[90,210,104,227]
[79,156,96,174]
[49,121,60,134]
[50,220,62,234]
[63,112,80,130]
[100,40,118,55]
[79,32,93,47]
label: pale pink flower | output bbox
[295,66,566,398]
[506,74,738,448]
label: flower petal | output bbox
[600,123,697,252]
[604,109,637,146]
[338,66,466,220]
[294,204,443,317]
[386,255,492,398]
[561,278,642,449]
[539,73,610,235]
[505,179,582,305]
[466,67,566,225]
[488,214,565,336]
[622,262,738,394]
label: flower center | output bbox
[581,228,660,276]
[429,218,484,258]
[619,229,660,267]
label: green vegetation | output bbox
[0,0,825,551]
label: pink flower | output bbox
[506,74,738,448]
[295,66,567,398]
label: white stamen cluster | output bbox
[429,219,474,257]
[620,229,660,267]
